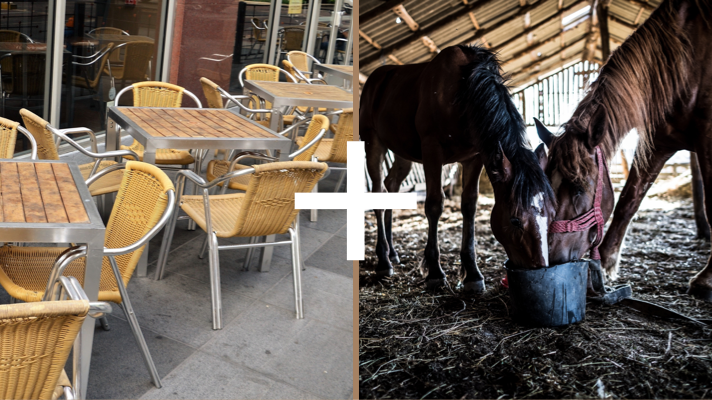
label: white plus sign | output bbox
[295,141,417,260]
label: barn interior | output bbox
[358,0,712,398]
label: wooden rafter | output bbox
[628,0,656,11]
[361,0,405,26]
[633,7,645,24]
[511,37,588,76]
[359,29,382,50]
[421,36,440,53]
[490,0,587,52]
[468,12,480,29]
[393,4,419,31]
[388,54,404,65]
[360,0,519,66]
[598,1,610,61]
[500,17,589,68]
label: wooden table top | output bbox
[0,161,89,224]
[318,64,353,75]
[246,81,352,102]
[118,108,278,139]
[0,42,48,52]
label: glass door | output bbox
[0,1,52,153]
[60,0,165,133]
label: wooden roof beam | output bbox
[628,0,656,12]
[490,0,588,52]
[598,1,611,61]
[359,29,382,50]
[360,0,510,66]
[500,16,590,67]
[511,37,588,76]
[393,4,419,31]
[360,0,405,26]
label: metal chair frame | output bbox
[155,165,309,329]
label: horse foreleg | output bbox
[364,134,393,276]
[384,155,413,265]
[688,146,712,302]
[460,158,486,294]
[600,147,674,280]
[422,157,447,289]
[690,153,710,240]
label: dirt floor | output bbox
[359,181,712,399]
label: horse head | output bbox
[535,118,615,265]
[488,142,556,269]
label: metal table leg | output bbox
[76,241,104,398]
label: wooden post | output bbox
[691,153,710,240]
[597,1,611,61]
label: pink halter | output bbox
[549,146,608,260]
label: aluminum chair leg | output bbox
[334,170,346,192]
[99,316,110,331]
[187,151,207,231]
[289,227,304,319]
[155,193,182,281]
[199,233,209,260]
[243,236,259,270]
[108,256,162,388]
[310,181,318,222]
[208,231,223,330]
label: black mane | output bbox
[456,44,555,210]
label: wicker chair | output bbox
[0,161,177,388]
[296,108,352,220]
[19,108,138,197]
[103,40,154,84]
[249,18,267,56]
[0,115,37,159]
[0,270,111,400]
[205,114,330,191]
[238,64,299,129]
[88,27,129,36]
[0,29,34,43]
[116,81,204,168]
[287,51,320,80]
[155,161,327,329]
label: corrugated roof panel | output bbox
[609,0,641,24]
[529,0,559,27]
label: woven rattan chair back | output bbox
[19,109,59,160]
[0,116,20,159]
[287,51,310,72]
[252,18,266,41]
[113,40,154,81]
[293,115,330,162]
[0,300,89,400]
[131,81,184,107]
[200,77,224,109]
[233,161,327,237]
[281,28,304,52]
[327,108,353,163]
[244,63,281,82]
[0,30,22,42]
[101,161,174,289]
[281,60,302,82]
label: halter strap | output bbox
[549,146,608,260]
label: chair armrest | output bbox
[103,189,176,257]
[50,125,98,152]
[278,117,313,140]
[220,87,272,114]
[16,126,38,160]
[289,128,327,159]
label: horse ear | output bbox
[535,143,548,171]
[534,118,553,147]
[491,143,513,183]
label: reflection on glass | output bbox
[0,1,51,155]
[62,0,163,135]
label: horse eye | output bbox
[510,217,522,228]
[574,186,585,196]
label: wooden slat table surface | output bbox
[0,161,89,224]
[247,81,352,102]
[119,108,276,139]
[318,64,353,75]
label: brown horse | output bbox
[536,0,712,301]
[360,45,555,292]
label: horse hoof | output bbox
[687,284,712,302]
[463,280,486,294]
[425,278,447,290]
[389,254,400,265]
[375,268,394,277]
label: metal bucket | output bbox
[505,260,589,327]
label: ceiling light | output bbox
[395,17,402,24]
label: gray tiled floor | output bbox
[0,143,353,399]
